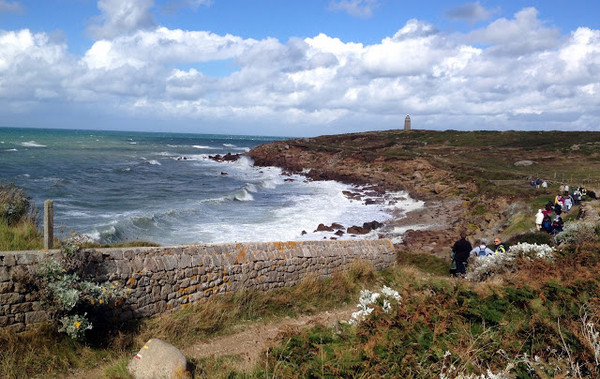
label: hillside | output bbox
[248,130,600,255]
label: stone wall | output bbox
[0,239,396,332]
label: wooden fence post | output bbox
[44,200,53,250]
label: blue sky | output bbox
[0,0,599,136]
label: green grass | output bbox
[0,219,43,251]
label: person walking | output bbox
[535,209,544,230]
[451,231,472,276]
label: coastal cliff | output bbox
[247,129,600,255]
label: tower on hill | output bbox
[404,114,411,131]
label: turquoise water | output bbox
[0,127,410,245]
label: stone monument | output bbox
[404,114,411,131]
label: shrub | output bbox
[556,221,600,245]
[0,183,33,225]
[33,236,124,341]
[465,243,554,282]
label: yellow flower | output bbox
[74,321,82,329]
[99,299,104,304]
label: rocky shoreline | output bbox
[244,137,483,257]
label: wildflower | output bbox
[74,321,81,329]
[381,285,401,301]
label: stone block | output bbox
[15,253,38,265]
[0,292,24,304]
[0,267,10,282]
[142,257,157,271]
[0,282,12,293]
[11,302,33,313]
[178,254,191,269]
[25,311,47,324]
[1,254,17,267]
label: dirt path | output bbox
[182,305,356,372]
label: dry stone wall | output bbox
[1,239,395,332]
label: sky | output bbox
[0,0,599,137]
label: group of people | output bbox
[530,178,548,189]
[450,232,507,276]
[534,185,589,234]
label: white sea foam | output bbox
[193,145,213,149]
[147,160,161,165]
[244,183,258,193]
[233,189,254,201]
[4,148,17,152]
[21,141,46,147]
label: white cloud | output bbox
[87,0,156,39]
[467,7,561,56]
[0,29,73,101]
[0,6,599,135]
[328,0,380,18]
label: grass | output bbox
[259,244,600,378]
[0,323,123,378]
[0,219,44,251]
[0,183,44,251]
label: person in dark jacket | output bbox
[451,231,472,276]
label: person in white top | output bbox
[470,239,494,257]
[535,209,544,230]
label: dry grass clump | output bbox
[0,323,121,378]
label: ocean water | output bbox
[0,127,422,246]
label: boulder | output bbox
[315,223,334,232]
[127,338,188,379]
[209,152,241,162]
[347,226,370,235]
[514,160,534,166]
[362,221,383,231]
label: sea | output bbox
[0,127,423,246]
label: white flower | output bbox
[382,285,401,301]
[349,286,402,324]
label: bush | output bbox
[556,221,600,245]
[33,237,124,341]
[465,243,554,282]
[0,183,33,225]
